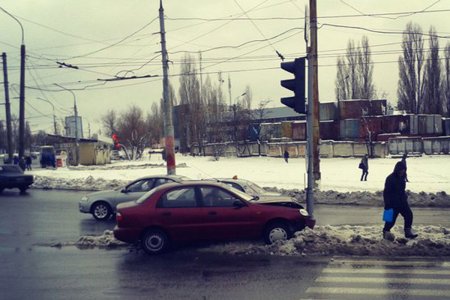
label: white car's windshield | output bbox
[136,188,158,204]
[226,185,253,201]
[246,181,266,195]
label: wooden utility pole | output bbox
[159,0,176,175]
[2,53,13,162]
[310,0,321,183]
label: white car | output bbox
[79,175,190,220]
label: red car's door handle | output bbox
[208,211,217,216]
[161,212,171,216]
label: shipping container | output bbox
[281,121,293,139]
[320,102,337,121]
[433,115,442,135]
[409,115,419,135]
[320,120,338,140]
[417,115,427,135]
[426,115,435,135]
[382,114,409,134]
[443,118,450,136]
[339,99,387,119]
[340,119,360,140]
[292,121,306,140]
[360,116,383,140]
[260,123,282,141]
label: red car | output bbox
[114,181,315,254]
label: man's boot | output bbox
[405,228,418,239]
[383,231,395,241]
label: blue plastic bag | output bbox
[383,208,394,222]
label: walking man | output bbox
[359,154,369,181]
[383,161,418,240]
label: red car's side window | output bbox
[158,187,197,208]
[200,187,240,207]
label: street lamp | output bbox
[54,84,79,166]
[230,92,247,144]
[36,97,57,135]
[0,6,26,159]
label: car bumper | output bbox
[78,202,91,213]
[113,225,141,244]
[305,217,316,229]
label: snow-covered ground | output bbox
[31,154,450,206]
[28,154,450,256]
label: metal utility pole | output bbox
[37,97,57,135]
[159,0,176,175]
[19,44,25,158]
[2,53,13,162]
[0,7,26,158]
[55,84,79,166]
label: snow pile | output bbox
[74,226,450,256]
[33,175,127,191]
[75,230,127,249]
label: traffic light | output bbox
[280,57,306,114]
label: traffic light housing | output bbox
[280,57,306,114]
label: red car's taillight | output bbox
[116,212,123,222]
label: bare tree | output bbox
[117,105,148,159]
[335,36,376,100]
[335,56,349,100]
[101,109,118,136]
[178,54,204,153]
[358,36,376,99]
[146,102,163,147]
[202,75,226,144]
[443,43,450,116]
[423,27,443,114]
[397,22,425,114]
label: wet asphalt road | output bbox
[0,189,449,299]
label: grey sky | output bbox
[0,0,448,136]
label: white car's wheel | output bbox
[91,202,112,221]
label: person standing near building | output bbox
[359,154,369,181]
[25,156,32,170]
[283,149,289,163]
[382,161,418,240]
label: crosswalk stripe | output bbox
[330,259,450,267]
[316,276,450,285]
[322,267,450,275]
[306,287,450,297]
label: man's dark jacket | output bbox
[383,162,408,209]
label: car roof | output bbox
[152,180,233,191]
[133,174,190,182]
[211,178,252,185]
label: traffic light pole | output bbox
[159,0,176,175]
[305,0,320,219]
[310,0,321,184]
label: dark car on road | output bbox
[0,164,34,194]
[114,181,315,254]
[79,175,190,220]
